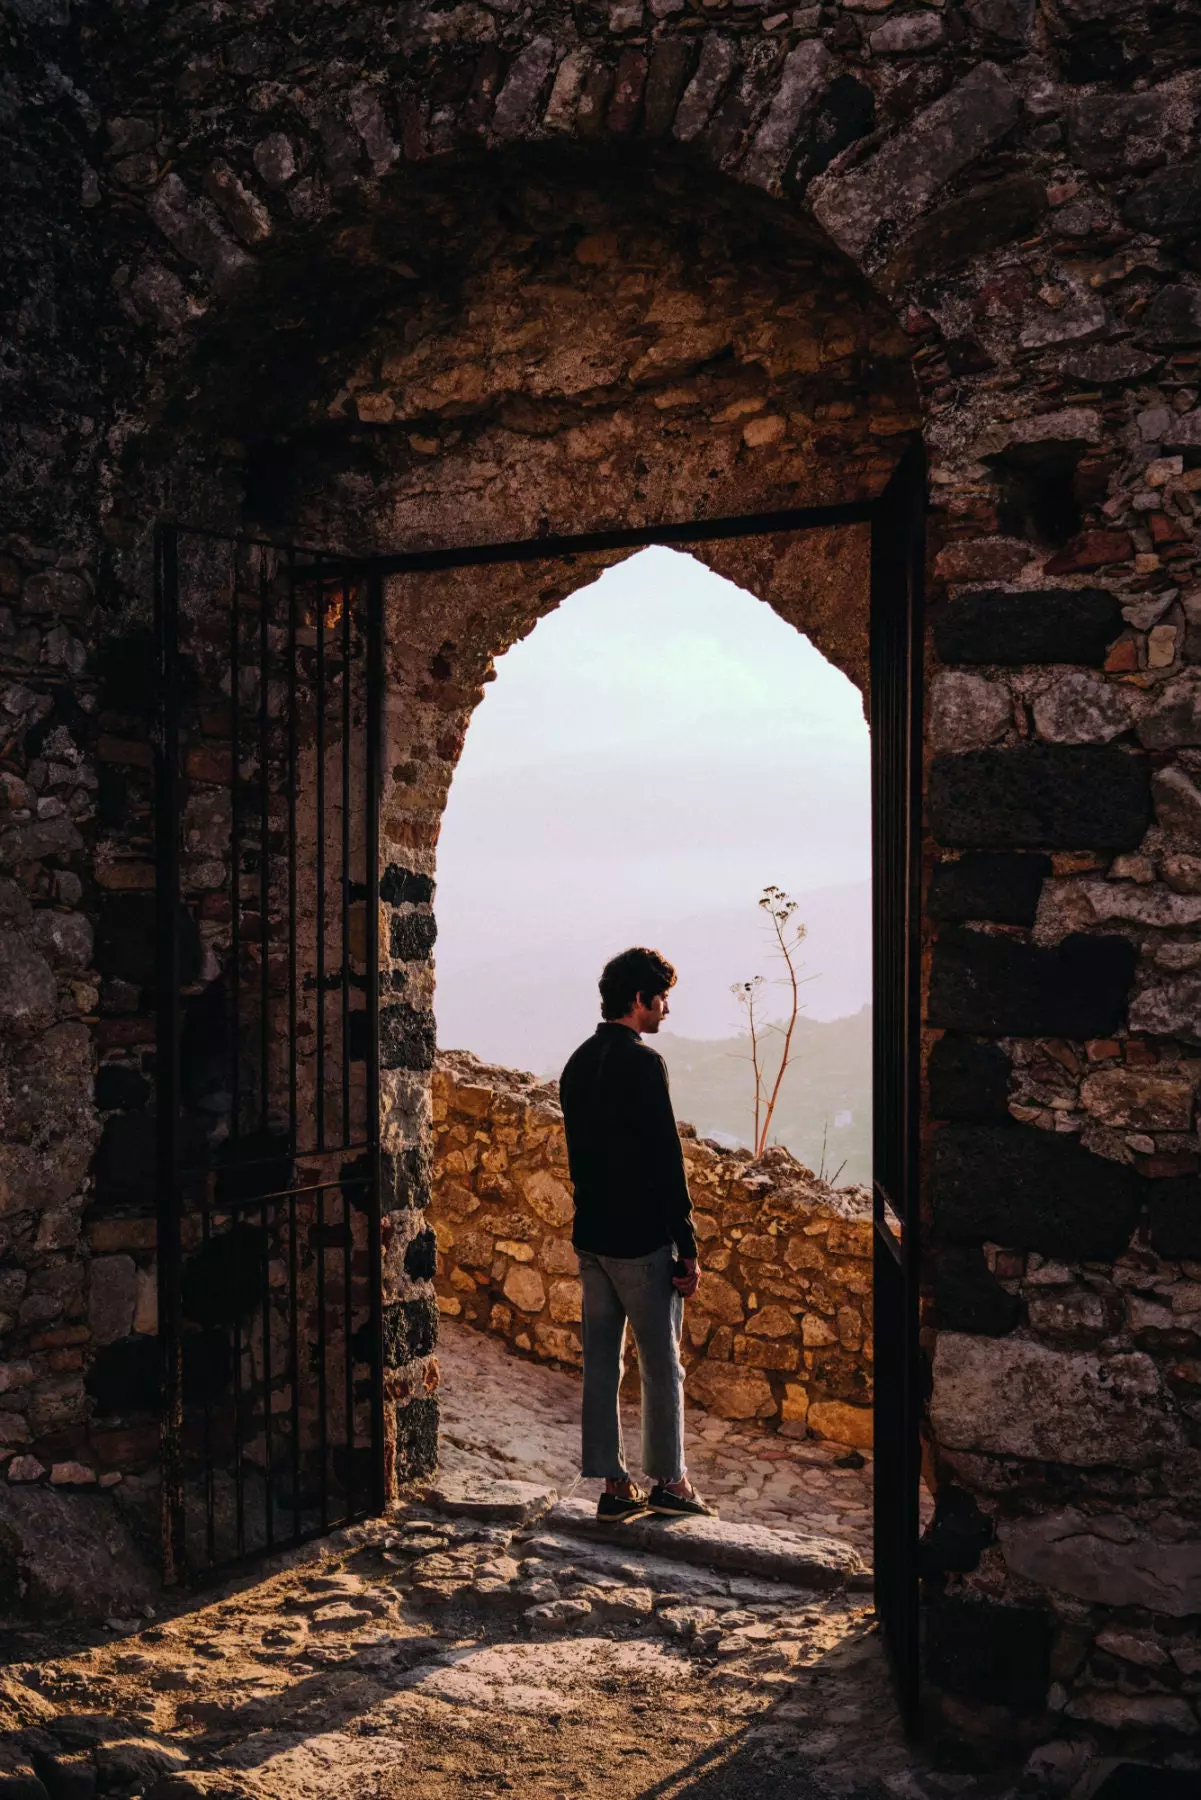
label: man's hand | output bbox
[673,1257,700,1299]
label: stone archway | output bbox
[6,0,1201,1760]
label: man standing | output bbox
[559,946,713,1521]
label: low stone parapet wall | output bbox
[430,1050,874,1446]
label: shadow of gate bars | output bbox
[154,449,924,1723]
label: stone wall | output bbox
[431,1051,875,1446]
[5,0,1201,1755]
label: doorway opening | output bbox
[154,452,923,1715]
[434,543,872,1187]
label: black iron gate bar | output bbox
[155,538,384,1582]
[155,450,923,1715]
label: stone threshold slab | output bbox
[545,1495,869,1591]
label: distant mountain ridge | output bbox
[653,1012,872,1188]
[433,879,872,1076]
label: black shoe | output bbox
[648,1484,716,1518]
[597,1485,649,1521]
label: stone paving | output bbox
[436,1319,878,1559]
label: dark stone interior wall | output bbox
[2,0,1201,1759]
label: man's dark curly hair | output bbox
[599,946,677,1021]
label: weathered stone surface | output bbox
[1130,975,1201,1042]
[931,1123,1144,1259]
[929,746,1152,849]
[0,1486,156,1618]
[933,589,1122,667]
[1032,672,1133,745]
[687,1363,775,1420]
[976,408,1102,465]
[928,1037,1012,1122]
[928,853,1049,925]
[998,1510,1201,1615]
[1034,875,1201,941]
[1079,1069,1195,1131]
[546,1494,864,1586]
[517,1170,574,1227]
[1122,158,1201,235]
[1069,91,1177,175]
[1151,765,1201,843]
[928,928,1135,1037]
[30,912,92,972]
[811,63,1019,266]
[424,1475,557,1524]
[930,1334,1176,1465]
[0,939,56,1038]
[672,35,737,143]
[379,1004,436,1071]
[87,1255,137,1346]
[928,672,1011,751]
[1139,283,1201,347]
[502,1265,546,1313]
[1137,669,1201,748]
[740,42,833,191]
[806,1400,872,1447]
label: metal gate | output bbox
[154,461,925,1672]
[869,443,927,1732]
[154,526,384,1579]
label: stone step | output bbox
[542,1495,869,1592]
[419,1476,560,1524]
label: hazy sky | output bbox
[434,547,872,1071]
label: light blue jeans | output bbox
[578,1244,685,1484]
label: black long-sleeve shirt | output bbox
[559,1022,697,1261]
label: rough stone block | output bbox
[1137,668,1201,748]
[87,1256,137,1347]
[929,1036,1012,1123]
[934,588,1122,666]
[998,1509,1201,1616]
[379,866,434,906]
[1033,671,1134,745]
[1080,1069,1195,1131]
[930,1333,1175,1465]
[929,671,1011,751]
[928,746,1152,849]
[928,853,1050,925]
[807,1399,872,1446]
[1122,158,1201,235]
[546,1493,864,1587]
[930,1123,1144,1259]
[925,1595,1051,1713]
[740,41,833,190]
[424,1474,557,1523]
[395,1395,438,1482]
[810,63,1019,266]
[1069,91,1175,175]
[380,1003,436,1071]
[0,1485,156,1620]
[928,927,1135,1037]
[389,912,437,963]
[687,1362,774,1419]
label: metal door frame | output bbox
[155,446,925,1692]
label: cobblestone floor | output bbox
[0,1332,1027,1800]
[437,1320,877,1558]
